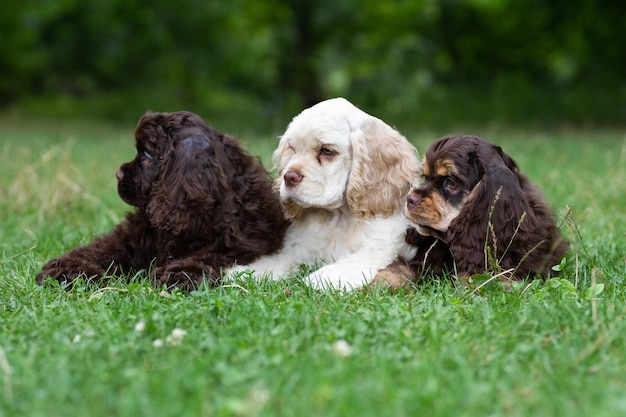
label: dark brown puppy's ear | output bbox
[147,136,229,235]
[447,146,526,274]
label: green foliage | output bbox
[1,123,626,416]
[1,0,625,128]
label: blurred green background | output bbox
[1,0,625,132]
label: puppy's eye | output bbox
[141,151,155,166]
[444,178,460,195]
[319,147,336,157]
[316,146,338,164]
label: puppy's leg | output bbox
[369,258,417,291]
[305,262,377,291]
[224,253,297,282]
[36,211,156,285]
[37,249,112,285]
[151,258,220,290]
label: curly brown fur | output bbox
[405,135,569,282]
[404,228,455,280]
[37,111,290,289]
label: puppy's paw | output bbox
[151,261,217,290]
[36,259,104,285]
[369,258,416,291]
[305,271,364,292]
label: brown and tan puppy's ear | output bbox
[347,119,421,218]
[272,138,304,219]
[445,140,524,275]
[443,136,569,279]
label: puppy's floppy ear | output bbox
[493,144,520,173]
[469,143,524,226]
[347,119,421,218]
[147,135,231,235]
[272,139,304,219]
[447,143,526,272]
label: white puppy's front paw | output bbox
[222,264,253,282]
[305,268,371,292]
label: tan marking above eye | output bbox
[435,158,458,177]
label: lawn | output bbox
[1,117,625,417]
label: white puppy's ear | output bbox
[347,119,421,218]
[272,138,304,219]
[272,138,291,180]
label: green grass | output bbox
[1,118,625,417]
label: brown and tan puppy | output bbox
[405,135,568,284]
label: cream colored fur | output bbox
[228,97,421,291]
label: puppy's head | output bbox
[274,97,420,219]
[118,111,220,207]
[404,135,520,238]
[117,111,236,234]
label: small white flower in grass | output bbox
[332,340,353,358]
[171,328,186,339]
[71,334,81,344]
[134,321,146,333]
[227,385,270,415]
[166,328,187,346]
[153,339,164,348]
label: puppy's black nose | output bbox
[406,192,422,208]
[116,169,124,181]
[284,170,303,188]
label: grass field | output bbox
[1,117,625,417]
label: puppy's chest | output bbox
[287,216,364,258]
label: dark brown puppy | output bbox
[405,135,568,283]
[37,111,290,289]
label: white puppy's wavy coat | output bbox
[232,98,421,290]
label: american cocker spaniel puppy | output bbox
[405,135,569,284]
[37,111,289,289]
[229,97,421,290]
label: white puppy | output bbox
[230,97,421,290]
